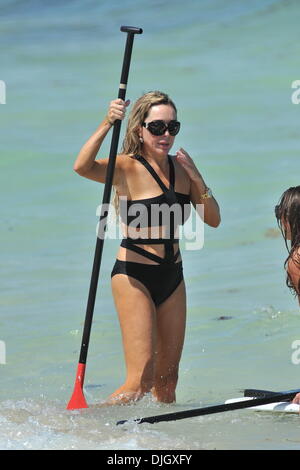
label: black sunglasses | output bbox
[142,119,181,136]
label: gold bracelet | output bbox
[201,188,212,199]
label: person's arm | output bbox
[73,99,130,184]
[287,255,300,304]
[176,147,221,227]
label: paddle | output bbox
[116,388,300,425]
[67,25,143,410]
[244,388,289,399]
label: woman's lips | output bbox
[158,141,170,148]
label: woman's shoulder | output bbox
[169,154,186,173]
[288,248,300,269]
[116,153,136,167]
[115,154,140,185]
[287,249,300,293]
[116,153,146,174]
[169,154,191,186]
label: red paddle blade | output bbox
[66,363,88,410]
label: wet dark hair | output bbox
[275,186,300,296]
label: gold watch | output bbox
[201,187,212,199]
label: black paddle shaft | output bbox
[117,388,300,425]
[79,26,143,365]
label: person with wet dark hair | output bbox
[275,187,300,405]
[275,186,300,302]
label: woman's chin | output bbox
[156,145,172,155]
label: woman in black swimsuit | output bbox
[74,91,221,404]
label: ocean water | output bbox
[1,0,300,451]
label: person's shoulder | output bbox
[169,154,190,180]
[170,154,183,169]
[287,250,300,294]
[114,154,140,189]
[116,153,134,168]
[288,249,300,271]
[115,153,140,179]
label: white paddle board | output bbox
[225,397,300,414]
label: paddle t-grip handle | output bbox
[121,26,143,34]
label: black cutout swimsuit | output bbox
[111,154,191,306]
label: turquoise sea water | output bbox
[1,0,300,450]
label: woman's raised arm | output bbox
[73,99,130,183]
